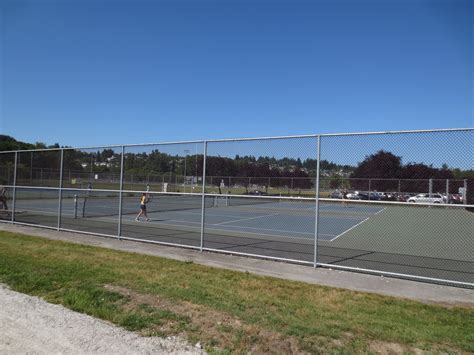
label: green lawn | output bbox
[0,231,472,353]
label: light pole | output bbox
[90,154,94,183]
[184,149,190,193]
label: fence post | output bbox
[30,152,33,184]
[11,152,18,223]
[314,135,321,268]
[57,149,64,230]
[446,179,449,203]
[200,142,208,252]
[463,179,467,204]
[117,146,125,239]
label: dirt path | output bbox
[0,284,204,354]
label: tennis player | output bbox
[135,193,151,222]
[0,182,8,211]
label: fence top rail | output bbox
[317,127,473,137]
[0,127,472,154]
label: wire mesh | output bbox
[119,143,205,248]
[62,147,122,190]
[0,152,16,186]
[80,191,215,218]
[0,129,472,287]
[16,150,61,187]
[13,187,59,228]
[59,189,119,236]
[0,152,15,221]
[318,130,474,284]
[203,137,317,263]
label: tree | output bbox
[0,135,35,151]
[350,150,402,191]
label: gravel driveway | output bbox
[0,284,204,354]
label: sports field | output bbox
[3,191,472,285]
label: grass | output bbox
[0,230,472,353]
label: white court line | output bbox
[156,210,262,220]
[374,207,387,215]
[151,220,325,241]
[329,207,387,242]
[162,219,336,238]
[214,213,281,225]
[169,208,365,221]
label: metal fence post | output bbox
[11,152,18,223]
[446,179,449,202]
[200,141,208,252]
[313,135,321,268]
[117,146,125,239]
[463,179,467,204]
[57,149,64,230]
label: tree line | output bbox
[348,150,472,193]
[1,136,472,194]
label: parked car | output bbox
[407,193,444,203]
[330,190,344,199]
[396,193,411,202]
[358,192,381,200]
[345,192,361,200]
[447,194,463,204]
[381,192,397,201]
[246,190,267,196]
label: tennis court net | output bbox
[214,195,280,207]
[79,193,216,218]
[78,193,305,218]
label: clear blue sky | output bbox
[1,0,472,147]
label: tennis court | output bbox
[7,193,473,285]
[1,129,472,287]
[9,194,382,241]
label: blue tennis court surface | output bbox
[121,200,385,242]
[13,197,384,242]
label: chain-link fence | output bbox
[0,129,472,287]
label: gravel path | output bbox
[0,284,204,354]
